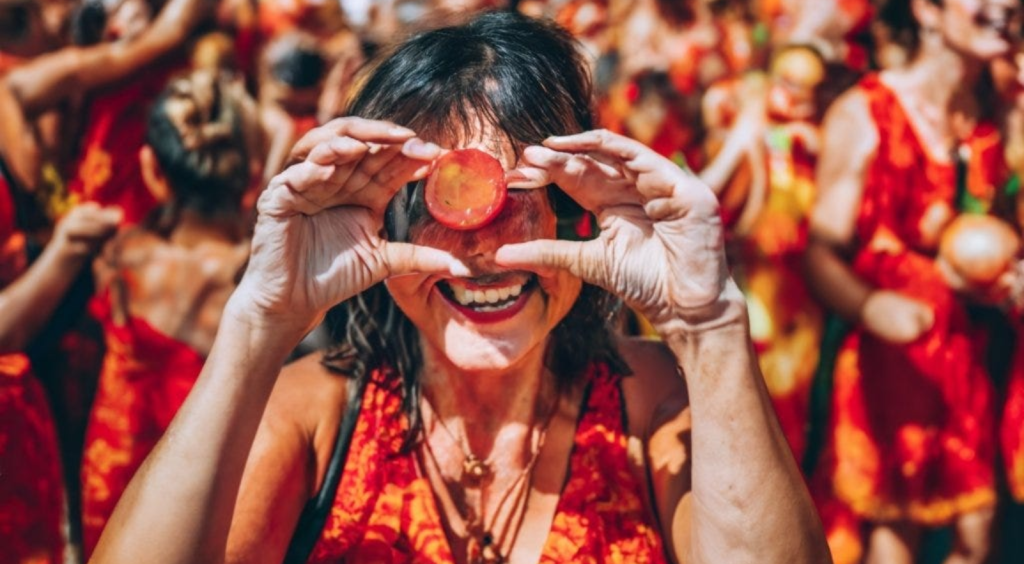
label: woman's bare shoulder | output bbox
[616,335,690,440]
[271,351,350,450]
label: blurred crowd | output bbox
[2,0,1024,563]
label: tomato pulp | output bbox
[424,148,507,230]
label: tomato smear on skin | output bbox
[424,148,507,230]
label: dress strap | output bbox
[283,376,368,564]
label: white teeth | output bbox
[445,281,527,308]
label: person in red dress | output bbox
[805,1,1018,562]
[89,12,828,564]
[79,69,253,556]
[0,176,119,563]
[0,0,208,223]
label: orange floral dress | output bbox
[65,57,184,225]
[814,74,1000,527]
[79,293,205,555]
[0,179,65,564]
[302,363,667,563]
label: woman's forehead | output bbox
[422,115,525,169]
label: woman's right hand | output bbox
[231,118,468,332]
[859,289,935,344]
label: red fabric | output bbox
[80,293,206,555]
[0,180,64,563]
[0,174,26,286]
[814,74,998,526]
[66,56,184,225]
[1002,322,1024,502]
[306,363,667,563]
[0,354,65,564]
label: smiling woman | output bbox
[88,10,829,564]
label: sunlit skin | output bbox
[387,142,582,375]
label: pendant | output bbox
[469,532,504,564]
[462,455,491,482]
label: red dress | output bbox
[1002,323,1024,502]
[815,74,1000,526]
[305,363,668,563]
[0,180,65,564]
[79,293,205,555]
[65,57,183,225]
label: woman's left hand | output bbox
[497,129,738,333]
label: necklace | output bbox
[420,394,559,564]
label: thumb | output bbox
[98,206,124,226]
[383,242,471,278]
[495,239,594,281]
[915,304,935,333]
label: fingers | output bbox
[55,203,122,256]
[541,129,711,204]
[505,167,551,189]
[288,117,415,166]
[261,137,442,218]
[495,239,596,282]
[520,145,637,212]
[383,241,470,278]
[914,304,936,334]
[345,139,443,212]
[61,204,123,238]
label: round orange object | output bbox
[424,148,507,230]
[939,214,1021,286]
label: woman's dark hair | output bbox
[265,32,327,89]
[145,70,252,229]
[70,0,107,46]
[321,10,628,447]
[878,0,943,56]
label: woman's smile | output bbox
[435,273,539,323]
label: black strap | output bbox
[283,376,368,564]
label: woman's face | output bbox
[935,0,1020,60]
[385,134,583,374]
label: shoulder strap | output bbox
[283,376,368,564]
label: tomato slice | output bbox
[423,148,507,230]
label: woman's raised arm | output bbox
[497,129,831,564]
[89,119,467,563]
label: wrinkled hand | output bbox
[234,118,468,331]
[860,290,935,344]
[496,129,735,334]
[52,202,122,258]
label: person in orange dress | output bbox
[79,69,253,555]
[0,170,120,563]
[89,12,829,564]
[805,1,1018,562]
[700,44,825,465]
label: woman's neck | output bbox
[168,209,244,248]
[419,338,556,457]
[904,37,985,118]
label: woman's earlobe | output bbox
[139,145,171,203]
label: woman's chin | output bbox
[434,323,540,374]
